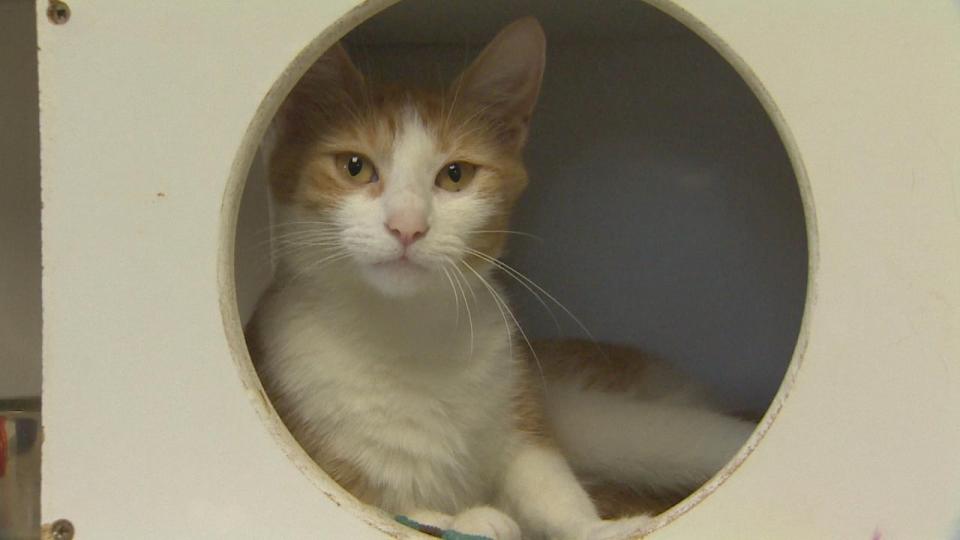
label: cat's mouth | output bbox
[372,255,426,271]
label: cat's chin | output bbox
[360,259,436,298]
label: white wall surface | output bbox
[39,0,960,538]
[0,0,42,399]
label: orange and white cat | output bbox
[247,17,754,540]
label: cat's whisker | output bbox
[439,86,450,141]
[271,248,336,265]
[288,249,350,283]
[308,251,351,275]
[448,257,478,303]
[250,221,341,242]
[458,258,508,362]
[447,122,497,149]
[263,230,343,253]
[450,102,501,144]
[268,227,342,239]
[270,240,344,261]
[271,237,333,251]
[270,236,344,252]
[266,223,343,236]
[463,247,561,334]
[458,100,498,130]
[277,244,343,268]
[443,67,467,137]
[454,122,501,146]
[249,229,318,249]
[268,224,341,234]
[467,230,544,242]
[460,259,546,390]
[445,257,475,359]
[440,265,461,327]
[268,228,341,237]
[269,219,342,227]
[465,247,600,349]
[269,236,343,251]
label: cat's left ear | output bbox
[272,43,365,142]
[456,17,546,149]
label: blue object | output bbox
[442,530,494,540]
[395,515,493,540]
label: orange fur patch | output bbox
[530,339,658,394]
[270,75,529,261]
[511,351,551,444]
[528,339,692,518]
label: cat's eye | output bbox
[335,153,379,184]
[435,162,477,192]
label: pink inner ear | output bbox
[458,17,546,125]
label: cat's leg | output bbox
[400,507,520,540]
[498,442,655,540]
[546,385,756,493]
[449,506,521,540]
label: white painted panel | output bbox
[39,1,960,539]
[39,2,404,538]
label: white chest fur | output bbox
[253,276,520,514]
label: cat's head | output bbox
[268,17,545,297]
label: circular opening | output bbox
[225,0,814,536]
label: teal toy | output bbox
[395,515,494,540]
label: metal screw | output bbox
[50,519,75,540]
[47,1,71,25]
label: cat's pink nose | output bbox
[385,215,429,247]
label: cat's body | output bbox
[247,18,754,540]
[250,268,526,515]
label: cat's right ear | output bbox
[271,43,364,142]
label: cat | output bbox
[246,17,755,540]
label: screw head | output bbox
[50,518,75,540]
[47,1,71,25]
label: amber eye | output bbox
[435,162,477,192]
[335,153,378,184]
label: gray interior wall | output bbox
[0,1,42,399]
[236,1,808,413]
[235,150,273,323]
[510,39,806,413]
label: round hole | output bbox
[224,0,815,536]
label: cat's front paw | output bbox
[450,506,521,540]
[580,514,656,540]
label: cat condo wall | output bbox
[37,1,960,538]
